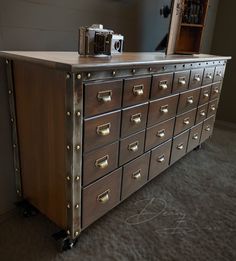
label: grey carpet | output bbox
[0,124,236,261]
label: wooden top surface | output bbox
[0,51,231,72]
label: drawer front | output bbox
[151,72,173,99]
[214,66,225,82]
[121,152,150,200]
[177,88,200,114]
[121,102,148,138]
[189,68,204,89]
[174,108,197,136]
[195,103,208,124]
[82,168,122,228]
[123,76,151,107]
[207,99,218,117]
[187,122,203,153]
[149,139,172,180]
[210,82,221,101]
[170,130,189,165]
[202,67,215,85]
[148,94,179,127]
[83,142,119,186]
[84,80,123,117]
[145,117,175,151]
[200,116,215,143]
[199,85,211,105]
[119,130,145,166]
[172,70,190,93]
[84,110,121,152]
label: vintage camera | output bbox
[78,24,124,56]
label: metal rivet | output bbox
[132,69,136,74]
[162,66,166,70]
[112,70,116,76]
[11,118,14,123]
[15,168,19,172]
[75,176,80,181]
[16,190,20,194]
[66,73,71,79]
[13,144,16,148]
[67,111,71,116]
[75,204,79,209]
[67,203,71,209]
[87,73,91,78]
[67,230,71,235]
[66,176,70,181]
[74,231,79,237]
[67,145,70,150]
[6,59,9,64]
[77,74,81,80]
[8,90,12,94]
[76,145,80,150]
[149,67,152,72]
[76,111,81,117]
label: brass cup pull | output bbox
[200,111,206,117]
[132,169,142,180]
[178,77,186,85]
[95,155,109,169]
[133,84,144,96]
[97,90,112,103]
[157,129,165,138]
[157,154,165,163]
[211,105,216,111]
[206,73,212,79]
[193,133,198,140]
[97,123,111,136]
[160,105,169,114]
[97,189,110,204]
[205,126,211,131]
[216,72,222,77]
[131,113,142,124]
[128,141,139,152]
[177,143,184,150]
[214,89,219,94]
[194,75,201,82]
[187,96,194,105]
[203,92,209,98]
[183,117,190,125]
[159,80,168,90]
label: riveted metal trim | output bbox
[65,72,83,239]
[5,59,23,197]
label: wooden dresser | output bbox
[0,52,231,248]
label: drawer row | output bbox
[83,104,217,186]
[82,115,215,228]
[83,88,219,153]
[84,65,224,117]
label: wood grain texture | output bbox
[13,60,67,229]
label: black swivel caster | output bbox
[52,230,78,252]
[194,144,202,151]
[15,200,38,217]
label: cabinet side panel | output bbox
[13,61,67,229]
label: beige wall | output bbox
[211,0,236,123]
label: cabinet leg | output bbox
[52,230,79,252]
[194,144,202,151]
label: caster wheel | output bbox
[15,200,38,217]
[194,144,202,151]
[53,230,78,252]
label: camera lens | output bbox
[114,41,121,51]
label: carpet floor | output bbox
[0,124,236,261]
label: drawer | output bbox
[174,108,197,136]
[210,82,221,101]
[214,66,225,82]
[200,116,215,143]
[189,68,204,89]
[82,168,122,228]
[187,122,203,153]
[123,76,151,107]
[177,88,200,114]
[172,70,190,93]
[84,80,123,117]
[199,85,211,105]
[195,103,208,124]
[170,130,189,165]
[121,102,148,138]
[207,99,218,117]
[150,72,173,99]
[202,67,215,85]
[83,142,119,186]
[145,117,175,151]
[121,152,150,200]
[119,130,145,166]
[149,139,172,180]
[84,110,121,152]
[148,94,179,127]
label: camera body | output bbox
[78,24,124,56]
